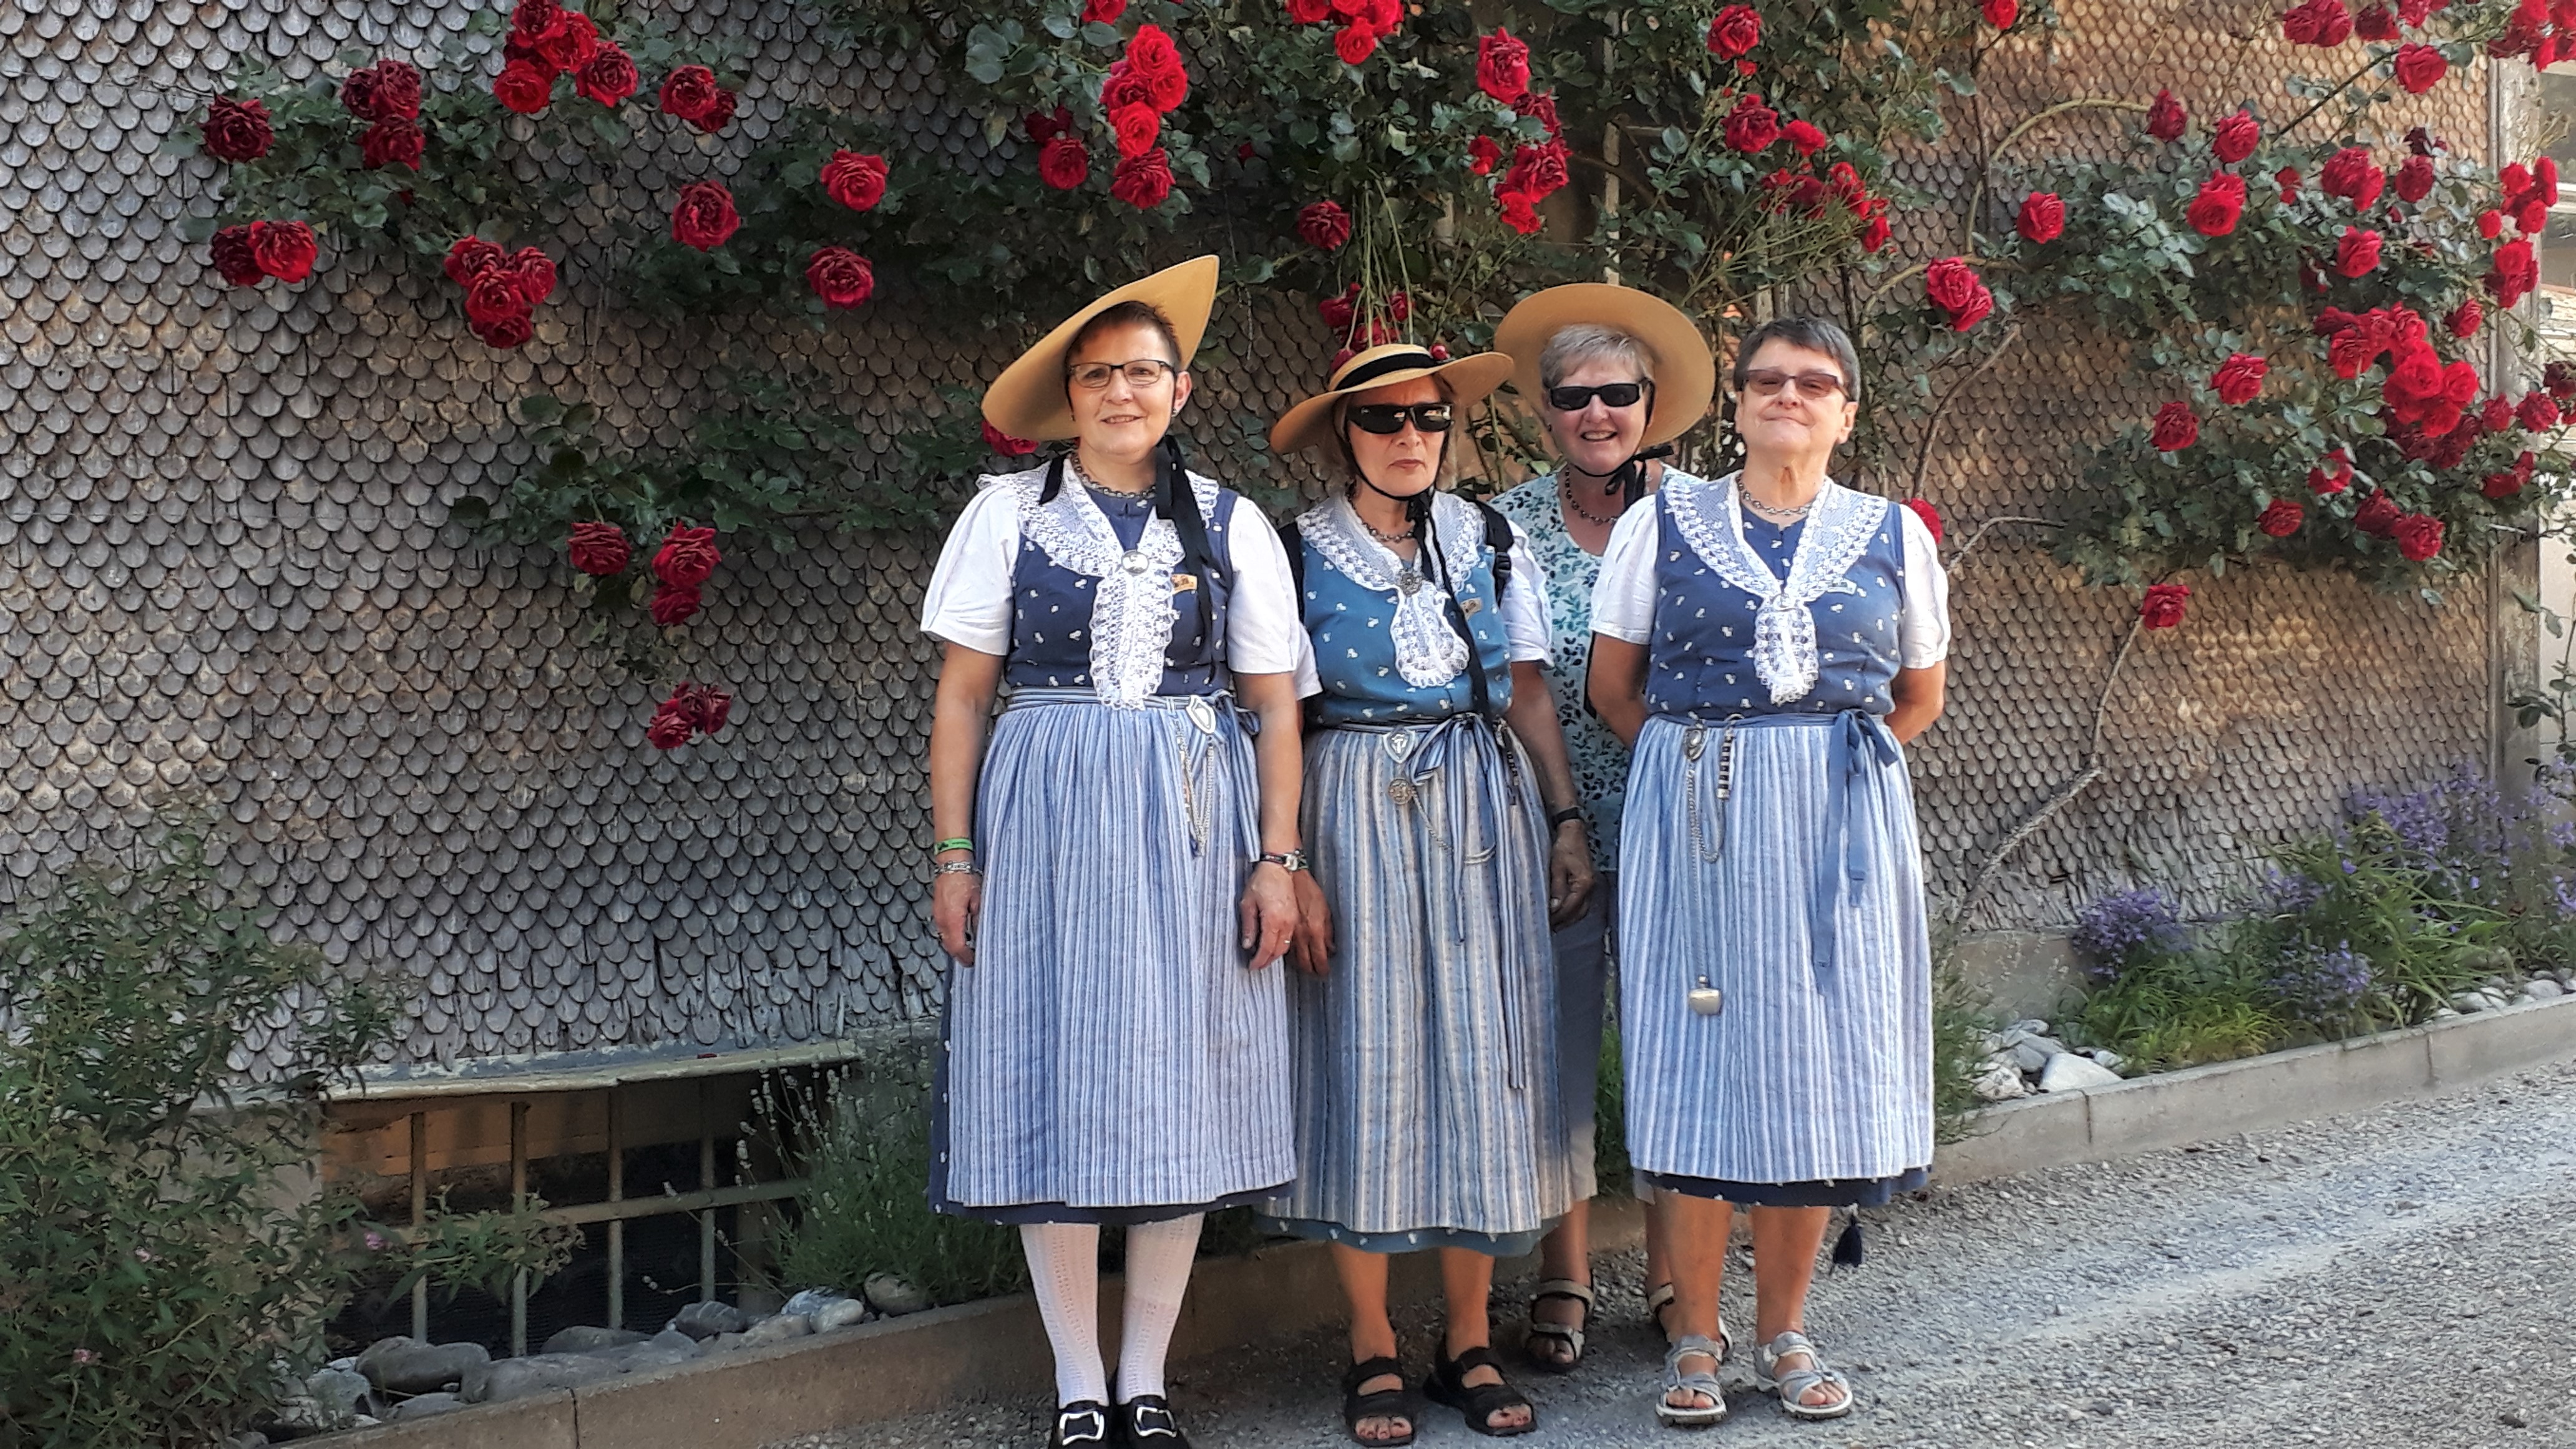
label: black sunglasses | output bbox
[1346,402,1455,435]
[1545,381,1652,412]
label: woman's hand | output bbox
[1240,861,1298,970]
[934,870,983,965]
[1546,823,1596,929]
[1289,869,1335,976]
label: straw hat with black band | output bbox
[1492,283,1715,504]
[1267,343,1516,457]
[982,254,1227,640]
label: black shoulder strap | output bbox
[1279,519,1304,600]
[1476,499,1515,598]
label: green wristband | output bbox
[934,837,975,855]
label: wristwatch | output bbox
[1548,806,1587,831]
[1257,849,1310,872]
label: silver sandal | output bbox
[1523,1277,1594,1372]
[1752,1330,1853,1420]
[1655,1335,1728,1428]
[1644,1284,1731,1360]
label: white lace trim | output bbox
[1003,462,1223,708]
[1296,489,1485,689]
[1665,472,1888,704]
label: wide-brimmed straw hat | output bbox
[1492,283,1715,448]
[1267,343,1516,455]
[982,255,1221,442]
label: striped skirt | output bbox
[1618,711,1934,1192]
[1262,715,1578,1253]
[929,690,1294,1222]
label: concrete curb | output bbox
[338,994,2576,1449]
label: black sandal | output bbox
[1423,1345,1536,1438]
[1341,1355,1417,1447]
[1117,1395,1193,1447]
[1046,1400,1111,1448]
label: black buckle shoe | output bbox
[1118,1395,1194,1447]
[1049,1400,1112,1448]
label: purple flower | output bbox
[2258,867,2325,915]
[2072,887,2185,982]
[2269,940,2373,1018]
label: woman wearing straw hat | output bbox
[919,256,1309,1449]
[1486,283,1716,1376]
[1264,343,1592,1444]
[1589,316,1948,1427]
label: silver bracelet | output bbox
[934,859,983,877]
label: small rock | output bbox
[459,1354,626,1405]
[737,1312,814,1347]
[709,1332,749,1352]
[301,1367,373,1428]
[2500,1409,2530,1429]
[670,1300,752,1339]
[646,1327,702,1356]
[2430,1007,2461,1020]
[357,1337,490,1395]
[2082,1048,2126,1071]
[783,1289,851,1320]
[812,1297,872,1332]
[2523,978,2564,1000]
[2449,992,2489,1013]
[2007,1018,2050,1037]
[325,1357,358,1373]
[542,1325,650,1356]
[2038,1053,2124,1092]
[1979,1029,2011,1054]
[389,1392,467,1422]
[264,1396,334,1436]
[607,1342,703,1373]
[2011,1036,2071,1074]
[864,1273,931,1316]
[1971,1060,2031,1102]
[349,1415,381,1430]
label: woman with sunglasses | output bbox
[1487,285,1717,1376]
[1589,317,1948,1428]
[920,258,1308,1449]
[1263,343,1591,1445]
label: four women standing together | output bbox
[922,256,1948,1447]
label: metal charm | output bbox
[1683,724,1706,761]
[1386,777,1417,806]
[1184,695,1217,736]
[1382,729,1415,762]
[1688,976,1725,1017]
[1121,549,1151,575]
[1396,568,1425,595]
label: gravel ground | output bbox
[773,1060,2576,1449]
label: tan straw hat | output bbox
[1492,283,1716,448]
[981,255,1222,442]
[1267,343,1516,455]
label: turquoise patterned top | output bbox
[1491,469,1707,872]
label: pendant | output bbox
[1386,778,1417,806]
[1120,549,1150,575]
[1184,695,1217,736]
[1396,569,1425,595]
[1382,730,1415,762]
[1683,724,1706,761]
[1688,976,1724,1017]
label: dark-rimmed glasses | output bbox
[1740,369,1848,401]
[1068,359,1180,389]
[1346,402,1455,435]
[1545,381,1651,412]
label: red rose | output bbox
[1468,135,1502,175]
[1861,210,1893,252]
[1298,200,1353,251]
[2212,352,2267,405]
[577,42,639,106]
[1286,0,1330,20]
[671,180,740,251]
[2212,109,2259,164]
[2259,499,2305,537]
[691,87,737,132]
[2447,299,2482,337]
[1503,142,1570,202]
[660,64,720,122]
[473,310,534,349]
[1521,89,1563,141]
[804,246,875,310]
[2139,582,2191,629]
[2336,226,2382,277]
[1477,27,1531,105]
[2390,41,2447,94]
[652,524,721,587]
[2477,208,2505,239]
[2482,394,2515,433]
[2354,490,2401,534]
[1705,4,1762,59]
[2517,197,2550,234]
[2391,512,2444,560]
[1098,66,1153,117]
[1085,0,1126,20]
[444,235,504,285]
[2016,190,2065,243]
[1040,136,1091,190]
[1111,148,1174,208]
[247,220,317,283]
[2547,361,2576,400]
[676,682,732,736]
[1782,120,1828,157]
[1902,497,1944,545]
[1983,0,2020,27]
[1950,281,1994,331]
[1925,255,1981,313]
[1366,0,1402,31]
[202,97,273,162]
[2354,2,2398,39]
[2276,166,2303,202]
[982,421,1039,457]
[2281,0,2353,45]
[2150,401,2199,451]
[1498,190,1542,235]
[1110,102,1162,159]
[645,698,696,749]
[1334,19,1378,64]
[2187,172,2246,235]
[2484,468,2527,500]
[360,117,424,170]
[822,150,890,212]
[649,583,701,628]
[209,225,265,286]
[1724,94,1780,154]
[2394,154,2434,204]
[2308,451,2353,494]
[530,11,599,72]
[2491,238,2539,307]
[495,59,554,114]
[2145,89,2186,142]
[342,59,422,122]
[2540,154,2563,204]
[510,0,561,37]
[2320,146,2383,207]
[568,521,630,575]
[2520,392,2564,430]
[464,270,530,329]
[1125,26,1190,111]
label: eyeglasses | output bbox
[1545,381,1651,412]
[1068,359,1180,389]
[1346,402,1455,435]
[1740,369,1848,401]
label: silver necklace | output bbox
[1359,515,1417,545]
[1069,452,1150,498]
[1560,474,1624,527]
[1742,492,1815,523]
